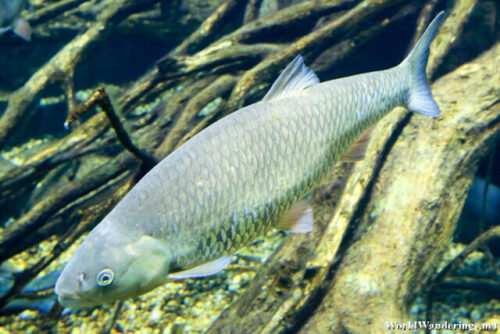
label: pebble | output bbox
[191,305,203,317]
[150,307,162,322]
[25,326,39,334]
[456,317,470,325]
[410,303,425,315]
[198,97,223,117]
[228,276,242,292]
[183,296,194,307]
[457,307,469,317]
[18,310,37,320]
[470,309,482,321]
[10,237,499,334]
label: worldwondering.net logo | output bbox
[386,321,498,332]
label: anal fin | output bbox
[167,256,232,280]
[341,129,372,162]
[275,200,314,234]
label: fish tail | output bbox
[400,11,445,118]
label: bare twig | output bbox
[66,87,157,169]
[432,226,500,287]
[440,276,500,298]
[425,225,500,332]
[27,0,91,26]
[100,301,125,334]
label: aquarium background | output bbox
[0,0,498,333]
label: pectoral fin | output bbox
[275,200,314,234]
[167,256,232,279]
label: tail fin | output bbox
[400,11,445,117]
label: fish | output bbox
[0,0,31,41]
[0,267,61,315]
[55,12,446,308]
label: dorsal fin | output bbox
[263,55,319,101]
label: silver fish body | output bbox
[112,68,407,270]
[55,12,445,308]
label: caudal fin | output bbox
[401,11,445,117]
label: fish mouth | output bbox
[55,289,99,309]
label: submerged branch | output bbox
[157,74,237,154]
[226,0,405,110]
[0,152,135,263]
[0,175,134,309]
[209,10,499,334]
[66,87,157,169]
[0,0,160,149]
[157,0,356,78]
[170,0,246,56]
[432,225,500,287]
[27,0,91,26]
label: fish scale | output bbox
[55,12,446,308]
[144,73,397,268]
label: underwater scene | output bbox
[0,0,499,333]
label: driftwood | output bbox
[0,0,498,331]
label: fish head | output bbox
[55,218,171,308]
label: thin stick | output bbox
[432,226,500,287]
[65,87,157,169]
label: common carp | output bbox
[55,12,446,308]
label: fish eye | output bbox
[96,268,114,287]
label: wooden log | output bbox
[303,43,500,334]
